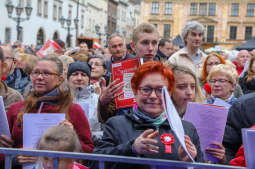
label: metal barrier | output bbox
[0,148,245,169]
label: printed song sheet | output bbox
[183,102,228,162]
[23,113,65,169]
[242,128,255,168]
[111,58,139,109]
[0,96,11,138]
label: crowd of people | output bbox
[0,20,255,169]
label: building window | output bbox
[190,3,198,16]
[246,4,255,16]
[165,2,172,15]
[245,27,253,40]
[152,2,159,14]
[53,4,57,20]
[164,24,171,38]
[5,28,11,44]
[208,3,216,16]
[230,26,237,40]
[58,6,62,21]
[43,1,48,18]
[207,25,214,42]
[37,0,42,16]
[231,3,239,16]
[37,28,45,45]
[199,3,207,16]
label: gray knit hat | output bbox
[67,61,91,79]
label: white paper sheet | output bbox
[242,128,255,168]
[0,96,11,138]
[239,60,249,78]
[162,87,194,162]
[23,113,65,169]
[213,98,231,110]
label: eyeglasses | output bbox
[207,62,220,66]
[88,62,103,67]
[138,87,163,97]
[31,71,58,78]
[209,79,232,84]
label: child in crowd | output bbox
[35,125,88,169]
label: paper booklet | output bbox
[183,102,228,163]
[111,58,139,109]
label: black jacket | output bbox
[239,72,255,94]
[91,110,204,169]
[223,92,255,162]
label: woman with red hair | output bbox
[200,52,226,85]
[92,61,203,169]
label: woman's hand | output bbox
[59,120,74,129]
[178,135,197,162]
[133,129,159,155]
[206,142,226,164]
[16,155,38,165]
[0,135,14,148]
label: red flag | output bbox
[36,40,62,57]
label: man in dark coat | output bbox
[223,92,255,162]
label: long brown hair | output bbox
[247,56,255,82]
[17,55,73,122]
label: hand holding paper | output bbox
[205,142,226,164]
[162,87,195,162]
[0,135,13,148]
[178,136,197,162]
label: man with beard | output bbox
[168,21,207,75]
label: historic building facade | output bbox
[1,0,141,47]
[140,0,255,49]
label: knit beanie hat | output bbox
[67,61,91,79]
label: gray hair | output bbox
[87,54,107,70]
[182,21,205,45]
[108,33,124,46]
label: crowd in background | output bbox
[0,21,255,169]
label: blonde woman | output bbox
[207,64,239,105]
[170,64,205,117]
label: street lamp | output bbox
[6,1,33,41]
[95,24,102,43]
[60,16,77,47]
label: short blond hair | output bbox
[132,23,159,44]
[207,64,239,86]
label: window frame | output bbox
[152,2,159,14]
[190,2,198,16]
[165,2,172,15]
[231,3,239,16]
[229,26,237,40]
[246,3,255,16]
[245,26,253,40]
[208,3,216,16]
[164,24,171,38]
